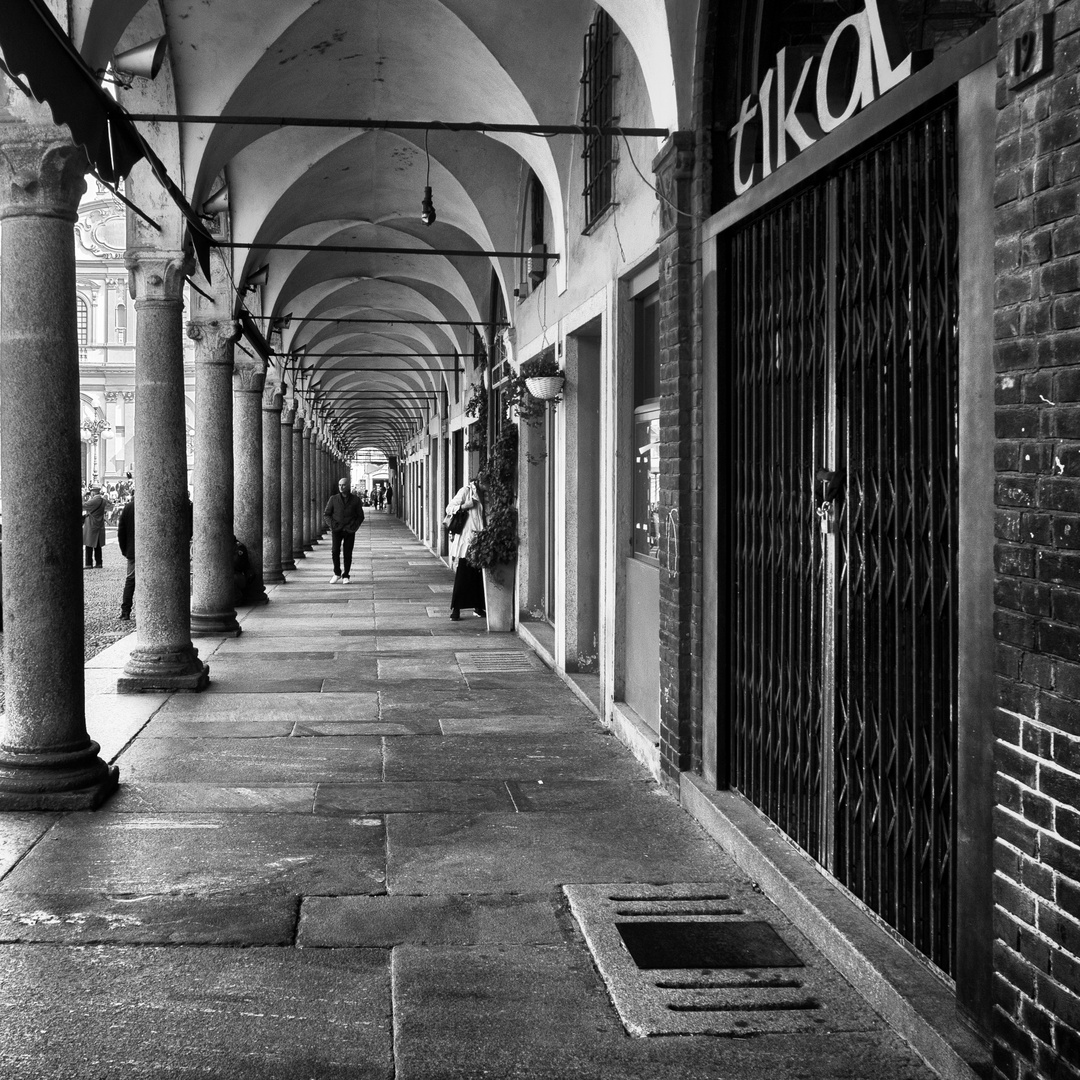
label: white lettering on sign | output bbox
[731,0,915,194]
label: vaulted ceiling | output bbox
[69,0,692,454]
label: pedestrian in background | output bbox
[82,484,110,569]
[323,478,364,584]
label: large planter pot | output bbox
[482,561,517,632]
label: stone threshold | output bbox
[680,775,992,1080]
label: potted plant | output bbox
[466,424,519,631]
[505,355,565,427]
[521,354,565,401]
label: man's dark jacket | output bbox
[323,492,365,532]
[117,500,135,559]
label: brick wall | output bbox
[993,1,1080,1075]
[654,132,697,787]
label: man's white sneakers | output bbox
[330,575,341,584]
[342,576,351,584]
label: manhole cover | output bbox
[565,883,878,1037]
[617,921,804,970]
[456,651,538,673]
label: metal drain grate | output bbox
[565,883,877,1036]
[456,651,538,673]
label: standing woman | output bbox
[444,478,486,620]
[82,484,110,569]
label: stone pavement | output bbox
[0,513,938,1079]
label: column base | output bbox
[264,570,286,584]
[303,543,314,551]
[118,646,210,693]
[239,585,270,606]
[191,610,242,637]
[292,549,307,560]
[0,741,119,810]
[281,558,297,571]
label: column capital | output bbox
[126,251,194,304]
[0,124,88,223]
[262,382,284,411]
[293,410,305,433]
[281,399,298,426]
[233,356,267,394]
[187,317,240,366]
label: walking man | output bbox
[323,478,364,584]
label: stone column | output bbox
[188,318,241,636]
[303,424,315,549]
[0,121,117,807]
[262,382,285,584]
[280,401,296,571]
[233,356,269,604]
[292,412,306,560]
[119,251,209,693]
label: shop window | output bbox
[632,287,660,562]
[581,8,617,231]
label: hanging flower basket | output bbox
[525,375,565,401]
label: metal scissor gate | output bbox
[724,100,960,974]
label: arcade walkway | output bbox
[0,513,935,1079]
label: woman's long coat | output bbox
[444,482,484,566]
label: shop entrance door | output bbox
[724,102,960,974]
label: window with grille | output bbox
[76,298,89,345]
[528,174,546,286]
[581,8,617,231]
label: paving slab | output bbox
[153,692,380,721]
[503,778,669,813]
[205,676,326,693]
[320,673,384,692]
[0,945,393,1079]
[314,781,515,815]
[0,889,297,945]
[144,718,297,738]
[390,944,936,1080]
[383,732,643,782]
[379,687,607,720]
[211,635,366,652]
[116,736,383,784]
[299,892,563,947]
[439,713,593,735]
[385,805,724,893]
[378,658,466,682]
[0,812,387,896]
[108,784,316,814]
[0,814,58,877]
[293,718,441,736]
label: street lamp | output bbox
[80,417,112,483]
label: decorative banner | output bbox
[730,0,915,194]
